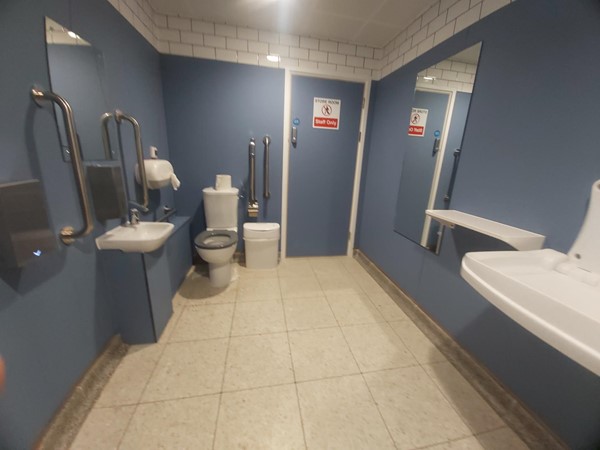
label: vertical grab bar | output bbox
[31,87,94,245]
[249,138,257,203]
[114,110,149,210]
[100,112,114,160]
[263,135,271,199]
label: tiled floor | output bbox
[72,256,529,450]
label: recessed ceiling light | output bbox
[266,54,280,62]
[423,76,436,81]
[67,30,79,39]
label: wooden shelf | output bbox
[426,209,545,251]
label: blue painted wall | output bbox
[356,0,600,448]
[0,0,170,447]
[160,56,285,247]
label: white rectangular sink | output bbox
[462,249,600,375]
[95,222,174,253]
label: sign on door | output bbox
[313,97,341,130]
[408,108,428,137]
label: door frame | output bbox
[281,68,372,260]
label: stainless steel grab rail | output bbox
[31,87,94,245]
[263,135,271,199]
[100,112,114,160]
[249,138,257,204]
[114,110,149,210]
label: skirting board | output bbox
[354,249,568,450]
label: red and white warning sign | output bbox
[408,108,428,137]
[313,97,341,130]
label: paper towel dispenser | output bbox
[0,180,56,268]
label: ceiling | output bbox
[148,0,439,48]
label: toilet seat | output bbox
[194,230,238,249]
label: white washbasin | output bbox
[95,222,174,253]
[135,159,173,189]
[461,249,600,375]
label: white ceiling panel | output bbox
[148,0,439,48]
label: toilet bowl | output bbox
[194,229,238,288]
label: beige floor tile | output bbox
[223,333,294,391]
[342,323,417,372]
[278,258,315,278]
[119,395,220,450]
[341,257,367,274]
[368,293,410,322]
[308,257,350,278]
[95,344,164,407]
[237,277,281,302]
[236,263,279,279]
[297,375,395,449]
[71,405,135,450]
[389,320,447,364]
[424,436,484,450]
[168,303,234,342]
[283,297,337,331]
[353,271,387,295]
[141,339,228,402]
[424,362,505,434]
[326,292,385,326]
[177,269,238,304]
[364,366,472,449]
[215,384,305,450]
[280,276,323,299]
[289,328,359,381]
[231,300,286,336]
[475,427,529,450]
[317,274,364,296]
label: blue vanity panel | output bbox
[357,0,600,447]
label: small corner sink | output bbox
[95,222,174,253]
[135,159,174,189]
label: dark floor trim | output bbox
[35,335,128,450]
[354,250,568,450]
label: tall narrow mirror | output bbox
[45,17,116,161]
[394,43,482,251]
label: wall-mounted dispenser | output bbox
[0,180,56,268]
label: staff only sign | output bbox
[408,107,428,137]
[313,97,341,130]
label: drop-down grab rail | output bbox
[31,86,94,244]
[263,135,271,199]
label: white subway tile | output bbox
[436,60,453,70]
[427,68,443,78]
[411,27,428,46]
[372,70,382,81]
[356,46,374,59]
[317,62,336,73]
[392,56,404,71]
[319,40,338,53]
[428,12,447,35]
[338,43,357,56]
[153,13,167,28]
[393,30,407,48]
[328,53,346,65]
[193,46,216,59]
[192,21,214,35]
[364,58,378,69]
[451,61,467,72]
[448,80,463,89]
[119,3,134,24]
[456,72,472,82]
[227,37,248,51]
[216,48,238,62]
[280,57,299,68]
[309,50,328,63]
[156,28,180,42]
[181,31,203,45]
[397,39,411,56]
[422,4,440,25]
[280,33,300,47]
[481,0,510,18]
[406,17,422,36]
[300,36,319,50]
[346,55,364,68]
[374,48,383,60]
[156,40,169,54]
[169,42,193,57]
[442,69,459,80]
[123,0,139,16]
[403,47,417,64]
[237,27,258,41]
[237,52,259,65]
[336,65,354,74]
[259,30,279,44]
[382,64,393,78]
[269,43,290,57]
[248,41,269,54]
[384,40,394,56]
[434,21,455,46]
[167,16,191,31]
[354,68,372,78]
[215,24,237,37]
[417,35,434,56]
[440,0,459,13]
[204,34,227,48]
[258,55,279,68]
[298,60,318,71]
[465,63,477,74]
[471,0,482,6]
[290,47,309,59]
[447,0,470,22]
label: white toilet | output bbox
[194,176,239,288]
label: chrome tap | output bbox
[130,208,140,225]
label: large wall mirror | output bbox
[394,42,482,251]
[45,17,116,161]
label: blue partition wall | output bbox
[356,1,600,448]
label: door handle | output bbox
[291,126,298,148]
[432,137,440,156]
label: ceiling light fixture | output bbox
[67,30,79,39]
[266,54,280,62]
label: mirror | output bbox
[394,43,482,251]
[45,17,116,161]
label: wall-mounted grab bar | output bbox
[100,112,114,160]
[114,110,148,211]
[263,135,271,199]
[249,138,257,204]
[31,87,94,245]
